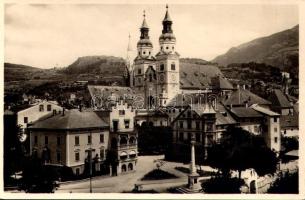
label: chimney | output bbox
[62,108,65,116]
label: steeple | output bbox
[136,10,153,58]
[139,10,150,40]
[162,4,173,34]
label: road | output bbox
[56,155,190,193]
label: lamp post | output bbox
[89,131,92,193]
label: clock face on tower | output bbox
[171,74,176,81]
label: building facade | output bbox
[28,110,110,175]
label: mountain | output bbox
[212,25,299,70]
[4,63,42,82]
[61,55,128,85]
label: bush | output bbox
[141,169,177,181]
[202,177,245,193]
[268,171,298,194]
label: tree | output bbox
[207,127,278,178]
[268,171,298,194]
[20,157,59,193]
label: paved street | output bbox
[56,155,191,193]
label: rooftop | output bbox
[251,104,280,116]
[223,88,271,107]
[280,114,298,128]
[230,107,263,118]
[28,109,109,130]
[268,89,292,108]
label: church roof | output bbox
[179,63,233,90]
[141,18,149,29]
[163,9,172,22]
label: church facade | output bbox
[130,6,181,109]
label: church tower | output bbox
[156,5,180,106]
[133,11,157,108]
[126,34,134,87]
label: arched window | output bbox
[129,137,136,145]
[121,164,127,172]
[120,136,128,146]
[128,163,133,171]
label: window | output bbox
[113,120,119,132]
[34,136,38,145]
[179,132,184,142]
[143,51,146,54]
[100,148,105,160]
[119,110,125,115]
[56,152,61,162]
[187,111,191,117]
[254,125,259,133]
[161,46,163,50]
[171,63,176,70]
[75,152,80,161]
[138,69,141,74]
[173,109,175,113]
[76,168,80,175]
[149,51,151,55]
[44,136,48,145]
[88,135,92,144]
[196,121,200,130]
[47,104,52,111]
[138,77,141,84]
[179,121,183,128]
[274,117,278,123]
[274,127,278,132]
[160,64,164,71]
[57,136,61,146]
[187,120,192,129]
[75,136,80,146]
[100,134,104,143]
[187,132,191,141]
[196,133,200,142]
[206,123,213,132]
[124,120,130,129]
[149,74,152,82]
[274,137,278,143]
[172,46,174,50]
[39,105,44,112]
[24,117,28,123]
[166,46,169,49]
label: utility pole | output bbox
[89,131,92,193]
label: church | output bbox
[126,5,234,109]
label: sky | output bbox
[5,3,298,69]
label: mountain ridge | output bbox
[212,25,299,69]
